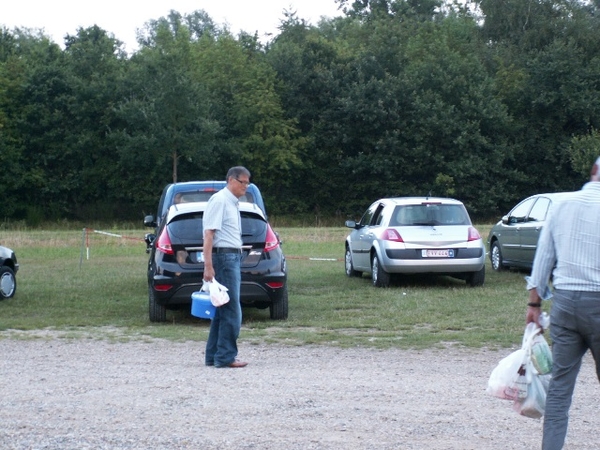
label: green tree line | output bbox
[1,0,600,223]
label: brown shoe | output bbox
[226,359,248,368]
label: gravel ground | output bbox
[1,335,598,450]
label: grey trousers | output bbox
[542,290,600,450]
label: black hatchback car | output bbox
[145,201,288,322]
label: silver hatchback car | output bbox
[344,197,486,287]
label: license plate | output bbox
[422,249,454,258]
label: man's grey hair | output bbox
[227,166,251,181]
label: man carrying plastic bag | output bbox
[202,166,251,369]
[525,156,600,450]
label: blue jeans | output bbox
[205,252,242,367]
[542,290,600,450]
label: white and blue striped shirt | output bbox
[203,187,242,249]
[527,182,600,299]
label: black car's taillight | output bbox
[156,229,174,255]
[264,224,280,252]
[154,284,173,292]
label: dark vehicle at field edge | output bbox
[487,192,571,271]
[0,245,19,299]
[144,201,288,322]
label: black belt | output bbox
[212,247,242,254]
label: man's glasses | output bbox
[235,178,250,186]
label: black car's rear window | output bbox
[390,204,470,226]
[167,212,266,240]
[174,190,255,205]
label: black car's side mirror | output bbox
[144,233,156,254]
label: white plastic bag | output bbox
[531,332,553,375]
[487,347,528,400]
[487,322,552,418]
[201,278,230,307]
[514,367,550,419]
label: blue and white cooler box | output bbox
[191,291,216,319]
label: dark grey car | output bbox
[487,192,571,271]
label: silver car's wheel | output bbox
[345,246,361,278]
[371,254,391,288]
[490,241,504,272]
[467,266,485,287]
[0,266,16,299]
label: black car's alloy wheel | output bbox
[0,266,16,299]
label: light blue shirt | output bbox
[527,182,600,299]
[203,187,242,249]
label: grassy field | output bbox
[0,225,544,349]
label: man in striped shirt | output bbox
[203,167,251,369]
[526,156,600,450]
